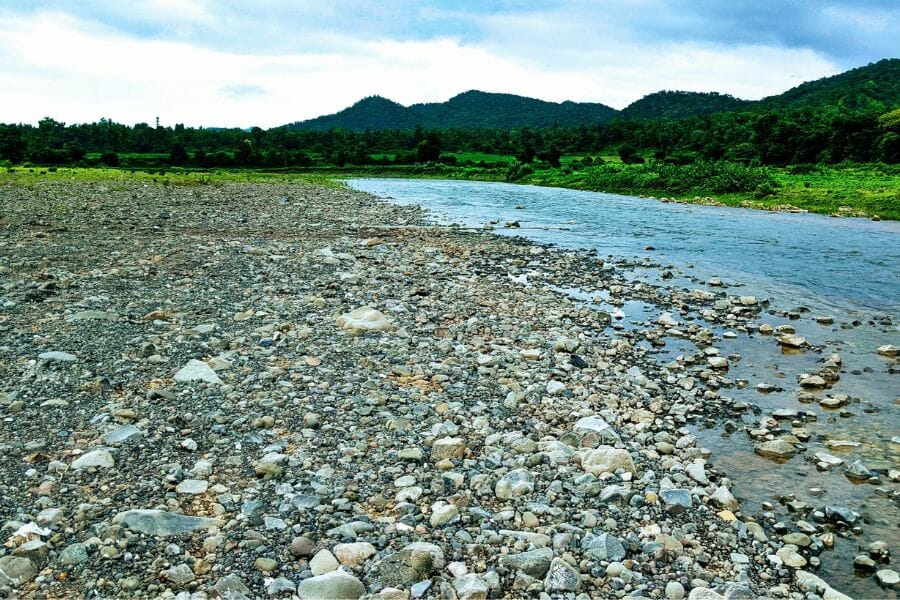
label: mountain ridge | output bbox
[284,58,900,131]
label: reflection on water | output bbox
[350,178,899,596]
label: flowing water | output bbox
[349,178,899,597]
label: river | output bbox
[348,178,899,597]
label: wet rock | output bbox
[876,344,898,357]
[754,439,797,460]
[876,569,899,589]
[843,460,875,481]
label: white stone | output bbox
[336,306,395,334]
[309,549,340,576]
[71,449,114,470]
[333,542,376,567]
[546,380,566,395]
[580,447,637,476]
[174,359,223,385]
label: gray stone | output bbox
[59,542,89,565]
[660,489,693,514]
[453,573,488,600]
[495,468,535,499]
[112,509,219,537]
[297,569,366,599]
[666,581,686,600]
[844,460,875,481]
[102,425,142,445]
[373,549,433,588]
[498,547,553,577]
[267,576,296,596]
[582,532,626,561]
[754,439,797,460]
[0,556,37,586]
[544,557,582,592]
[162,563,196,585]
[212,574,251,598]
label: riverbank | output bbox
[3,174,892,598]
[4,160,898,220]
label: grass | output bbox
[0,166,342,189]
[3,161,897,220]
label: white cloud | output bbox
[0,10,840,128]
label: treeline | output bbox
[1,105,899,169]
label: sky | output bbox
[0,1,896,128]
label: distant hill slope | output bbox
[620,91,749,120]
[285,90,617,131]
[411,90,618,129]
[284,59,900,130]
[755,58,900,113]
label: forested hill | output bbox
[286,59,900,131]
[410,91,618,128]
[287,91,618,131]
[755,58,900,113]
[620,91,749,120]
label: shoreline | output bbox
[0,177,891,598]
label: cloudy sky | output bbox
[0,1,896,128]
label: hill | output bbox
[285,90,617,131]
[620,91,749,120]
[284,59,900,131]
[411,90,618,129]
[755,58,900,113]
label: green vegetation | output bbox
[1,59,898,219]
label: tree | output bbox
[100,151,119,167]
[516,142,536,163]
[415,131,441,163]
[170,142,189,165]
[618,143,643,164]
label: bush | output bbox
[100,151,119,167]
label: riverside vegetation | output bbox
[0,170,897,599]
[1,59,899,219]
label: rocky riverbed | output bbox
[0,177,895,599]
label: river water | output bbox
[349,178,899,597]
